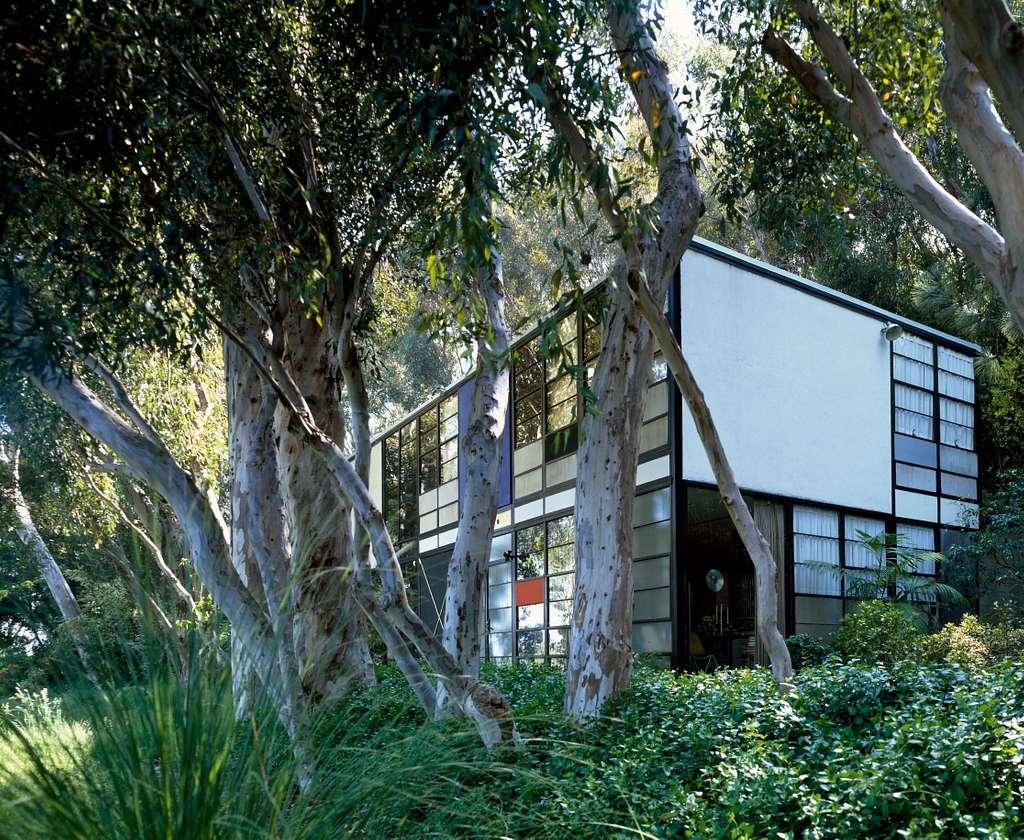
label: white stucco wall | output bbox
[679,250,893,513]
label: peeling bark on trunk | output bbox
[629,277,794,687]
[565,266,654,719]
[439,253,511,703]
[275,303,373,700]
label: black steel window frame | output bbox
[891,337,979,503]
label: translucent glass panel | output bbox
[633,487,671,650]
[843,516,885,569]
[938,348,975,402]
[895,383,933,440]
[640,362,669,455]
[894,334,934,389]
[486,532,513,661]
[940,397,974,449]
[897,522,938,599]
[896,462,937,493]
[794,506,840,596]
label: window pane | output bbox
[793,506,839,538]
[440,413,458,441]
[894,433,937,467]
[517,629,544,657]
[488,606,512,633]
[547,372,575,405]
[894,355,933,389]
[489,633,513,657]
[489,561,511,585]
[633,521,671,558]
[516,551,544,579]
[515,362,543,398]
[517,603,544,629]
[942,472,977,500]
[517,525,545,555]
[514,391,543,447]
[547,543,574,574]
[547,398,577,431]
[896,409,933,440]
[490,534,512,564]
[440,457,458,484]
[896,462,937,492]
[940,445,978,477]
[548,572,574,601]
[894,334,934,363]
[584,326,601,360]
[549,599,573,626]
[844,516,885,569]
[939,371,974,402]
[547,515,573,545]
[938,347,973,377]
[549,628,569,656]
[940,398,974,427]
[419,450,439,493]
[895,384,933,415]
[635,487,671,526]
[940,421,974,450]
[633,587,670,621]
[634,555,670,590]
[440,394,458,420]
[440,437,458,462]
[632,621,671,653]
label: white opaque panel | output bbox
[437,479,459,508]
[633,587,671,621]
[369,442,383,508]
[939,371,975,402]
[437,527,458,547]
[418,535,439,553]
[513,440,543,474]
[644,381,669,420]
[514,467,542,499]
[544,488,575,515]
[938,347,974,377]
[895,383,933,415]
[844,515,885,569]
[894,355,933,389]
[941,498,979,528]
[895,462,937,492]
[897,409,933,439]
[418,489,438,515]
[513,498,543,524]
[941,472,977,500]
[793,506,839,538]
[545,454,576,486]
[494,508,512,530]
[437,501,458,527]
[894,333,934,363]
[895,489,938,522]
[632,621,672,653]
[419,511,437,534]
[489,633,513,657]
[635,487,671,527]
[636,455,670,486]
[640,416,669,452]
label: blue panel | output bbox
[457,377,512,510]
[894,433,937,468]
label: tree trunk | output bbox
[565,265,655,718]
[438,252,511,711]
[629,275,794,686]
[275,302,374,700]
[1,443,97,681]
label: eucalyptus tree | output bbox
[0,0,524,753]
[696,0,1024,333]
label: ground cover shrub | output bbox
[832,599,924,664]
[5,656,1024,838]
[785,633,830,669]
[922,614,1024,670]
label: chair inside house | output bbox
[688,630,718,672]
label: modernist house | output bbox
[368,238,981,669]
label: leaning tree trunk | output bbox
[565,265,656,719]
[629,275,794,686]
[438,252,511,711]
[274,302,374,701]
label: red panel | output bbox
[515,577,544,606]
